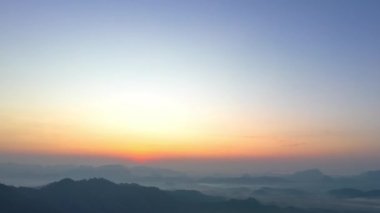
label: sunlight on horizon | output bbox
[1,0,380,168]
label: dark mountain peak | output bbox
[80,177,115,185]
[49,178,75,186]
[44,177,116,190]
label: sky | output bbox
[1,0,380,174]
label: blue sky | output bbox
[1,0,380,173]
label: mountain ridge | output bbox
[0,178,342,213]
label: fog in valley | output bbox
[1,163,380,212]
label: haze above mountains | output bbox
[1,163,380,187]
[0,178,377,213]
[1,163,380,212]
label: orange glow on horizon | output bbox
[0,86,372,162]
[0,131,362,164]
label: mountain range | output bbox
[0,178,346,213]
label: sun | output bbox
[80,85,203,138]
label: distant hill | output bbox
[0,178,342,213]
[253,187,308,197]
[200,175,289,184]
[358,170,380,180]
[289,169,333,182]
[0,163,187,186]
[328,188,380,199]
[199,169,336,185]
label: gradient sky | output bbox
[1,0,380,174]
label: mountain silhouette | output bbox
[253,187,308,197]
[289,169,333,182]
[200,175,289,184]
[0,178,344,213]
[329,188,380,199]
[358,170,380,180]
